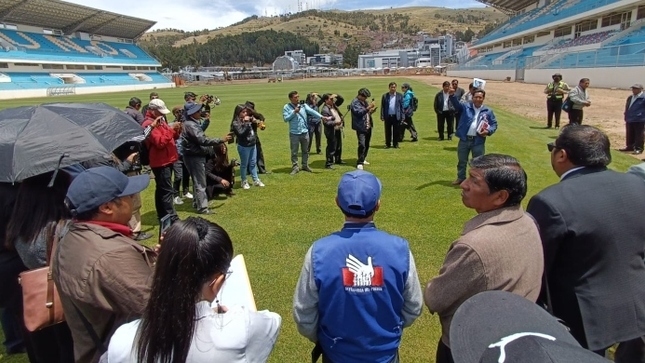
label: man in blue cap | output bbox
[52,167,157,363]
[293,170,423,363]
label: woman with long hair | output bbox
[206,143,236,199]
[107,217,281,363]
[5,171,75,363]
[306,93,323,154]
[232,104,265,190]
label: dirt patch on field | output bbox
[408,75,632,154]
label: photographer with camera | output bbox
[320,93,345,169]
[283,91,332,175]
[351,88,377,170]
[181,102,231,215]
[232,104,265,190]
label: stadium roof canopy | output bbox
[476,0,536,13]
[0,0,156,39]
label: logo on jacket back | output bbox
[342,254,383,292]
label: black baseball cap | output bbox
[450,291,611,363]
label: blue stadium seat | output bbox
[476,0,623,45]
[0,29,158,65]
[0,72,170,90]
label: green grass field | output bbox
[0,78,638,362]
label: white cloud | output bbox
[64,0,485,31]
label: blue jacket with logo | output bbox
[451,95,497,146]
[310,222,412,363]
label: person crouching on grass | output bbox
[232,104,265,190]
[206,143,236,199]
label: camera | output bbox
[227,132,235,144]
[231,158,241,167]
[299,100,305,105]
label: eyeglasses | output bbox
[547,142,558,152]
[208,269,233,287]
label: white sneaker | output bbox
[253,180,265,187]
[242,181,250,190]
[173,196,184,205]
[357,164,364,170]
[363,160,370,165]
[183,192,193,199]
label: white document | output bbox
[473,78,487,90]
[212,254,256,311]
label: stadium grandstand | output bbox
[0,0,172,100]
[449,0,645,88]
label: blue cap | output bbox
[66,166,150,215]
[337,170,382,216]
[184,101,202,116]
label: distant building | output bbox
[285,50,306,66]
[307,53,343,66]
[357,34,456,69]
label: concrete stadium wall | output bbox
[448,66,645,89]
[524,67,645,89]
[448,69,516,82]
[0,82,174,100]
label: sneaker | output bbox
[357,164,364,170]
[253,180,265,187]
[183,192,193,199]
[242,181,251,190]
[363,161,370,165]
[302,166,313,172]
[290,167,299,175]
[173,196,184,205]
[199,209,213,215]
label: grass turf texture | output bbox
[0,78,638,362]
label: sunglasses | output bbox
[547,142,558,152]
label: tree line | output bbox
[139,30,319,71]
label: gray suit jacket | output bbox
[527,167,645,350]
[424,205,544,346]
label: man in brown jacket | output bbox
[425,154,544,363]
[53,166,156,363]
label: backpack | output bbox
[412,96,419,112]
[561,97,572,113]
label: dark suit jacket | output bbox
[434,91,455,115]
[527,167,645,350]
[380,92,404,121]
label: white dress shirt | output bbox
[106,302,281,363]
[388,93,397,115]
[467,106,482,136]
[443,92,450,111]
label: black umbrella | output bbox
[0,102,144,183]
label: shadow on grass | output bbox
[529,126,552,129]
[416,180,460,190]
[422,137,441,142]
[443,146,458,152]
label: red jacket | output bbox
[141,111,179,168]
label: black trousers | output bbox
[547,98,563,127]
[151,164,176,221]
[206,165,235,199]
[356,129,372,165]
[308,123,322,154]
[626,122,645,151]
[436,339,455,363]
[615,337,645,363]
[172,157,190,197]
[255,136,267,173]
[324,127,342,166]
[437,111,455,140]
[569,109,584,125]
[400,116,418,141]
[384,115,401,147]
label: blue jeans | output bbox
[238,144,258,182]
[457,138,485,180]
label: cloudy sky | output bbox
[65,0,484,32]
